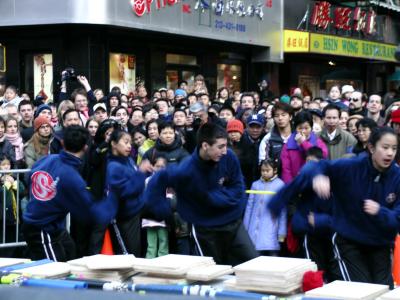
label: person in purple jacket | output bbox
[243,159,286,256]
[280,111,328,183]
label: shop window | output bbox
[109,53,136,94]
[217,64,241,92]
[166,70,179,90]
[166,54,197,66]
[33,54,53,101]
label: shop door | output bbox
[166,67,198,91]
[166,54,199,91]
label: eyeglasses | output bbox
[350,98,360,102]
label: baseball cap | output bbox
[189,102,206,114]
[246,114,265,126]
[93,103,107,112]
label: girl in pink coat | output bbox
[280,111,328,183]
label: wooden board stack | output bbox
[67,254,136,281]
[12,262,71,279]
[377,287,400,300]
[225,256,318,294]
[131,254,233,283]
[0,257,30,268]
[305,280,389,300]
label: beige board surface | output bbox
[132,254,215,277]
[224,277,301,294]
[305,280,389,300]
[186,265,233,281]
[377,287,400,300]
[0,258,30,268]
[85,254,136,270]
[13,262,71,278]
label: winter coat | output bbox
[243,177,286,251]
[280,132,328,183]
[142,136,189,165]
[237,131,266,189]
[137,139,155,165]
[319,127,357,160]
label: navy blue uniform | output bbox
[23,151,118,261]
[145,148,258,265]
[280,155,400,287]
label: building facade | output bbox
[0,0,283,99]
[282,0,400,98]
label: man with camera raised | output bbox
[59,69,98,126]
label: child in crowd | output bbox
[0,156,25,257]
[226,119,244,157]
[243,159,286,256]
[0,117,16,168]
[142,156,169,258]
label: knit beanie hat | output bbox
[226,119,244,134]
[34,115,52,132]
[34,104,52,118]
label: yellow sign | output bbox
[284,30,309,52]
[310,33,397,62]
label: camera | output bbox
[61,67,77,82]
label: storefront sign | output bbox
[284,30,309,52]
[131,0,265,20]
[0,0,284,62]
[310,33,396,62]
[0,45,5,72]
[310,1,376,35]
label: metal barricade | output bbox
[0,168,30,249]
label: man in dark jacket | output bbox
[145,123,258,265]
[237,114,266,189]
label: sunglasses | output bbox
[349,98,360,102]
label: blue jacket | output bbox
[106,155,146,219]
[145,148,246,227]
[23,151,117,233]
[243,177,286,251]
[268,162,332,237]
[274,156,400,246]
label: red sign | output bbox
[334,7,351,31]
[131,0,179,16]
[310,1,332,30]
[310,1,376,35]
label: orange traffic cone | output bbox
[100,228,114,255]
[393,235,400,286]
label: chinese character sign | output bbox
[284,30,310,53]
[310,1,377,36]
[310,1,332,30]
[334,7,351,31]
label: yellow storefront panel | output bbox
[284,30,310,52]
[310,33,396,62]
